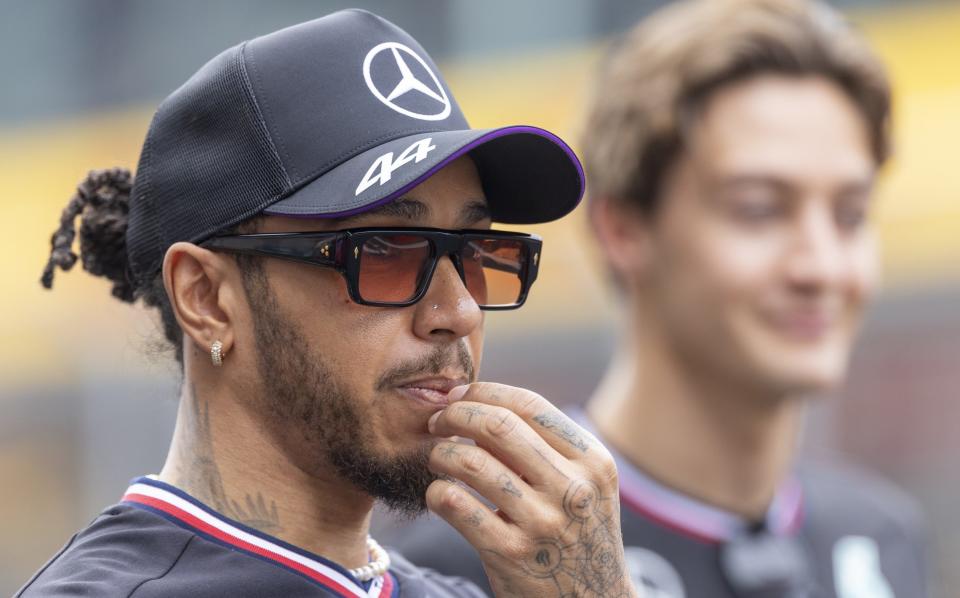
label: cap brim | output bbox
[263,125,584,224]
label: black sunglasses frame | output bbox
[202,227,542,310]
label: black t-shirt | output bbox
[17,477,485,598]
[384,412,934,598]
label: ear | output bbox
[588,195,655,282]
[162,242,241,363]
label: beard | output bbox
[242,268,473,518]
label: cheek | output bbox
[711,238,777,293]
[468,316,485,372]
[331,310,410,376]
[661,224,778,304]
[645,233,754,361]
[269,263,387,374]
[267,259,353,309]
[848,233,880,305]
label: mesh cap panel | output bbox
[127,44,289,284]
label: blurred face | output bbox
[639,76,880,396]
[236,156,488,514]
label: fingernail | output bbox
[448,385,469,402]
[428,410,442,434]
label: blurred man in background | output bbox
[391,0,935,596]
[22,10,637,598]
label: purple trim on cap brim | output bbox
[267,125,585,220]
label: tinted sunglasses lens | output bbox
[357,234,432,303]
[462,238,525,307]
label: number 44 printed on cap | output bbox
[355,137,437,196]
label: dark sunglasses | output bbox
[202,227,542,309]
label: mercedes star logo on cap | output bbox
[363,42,452,121]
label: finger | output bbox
[429,441,537,525]
[426,479,517,553]
[449,382,601,460]
[429,400,572,487]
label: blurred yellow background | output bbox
[1,1,958,594]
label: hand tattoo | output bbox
[497,473,523,498]
[483,479,631,597]
[465,509,484,528]
[533,413,589,454]
[461,404,485,424]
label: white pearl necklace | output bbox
[348,536,391,582]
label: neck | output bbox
[588,331,804,521]
[158,378,374,569]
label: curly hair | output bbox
[41,168,259,365]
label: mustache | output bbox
[375,340,476,392]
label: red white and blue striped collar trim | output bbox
[122,476,398,598]
[572,410,804,544]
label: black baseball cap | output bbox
[127,9,584,285]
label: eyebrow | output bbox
[717,175,792,192]
[717,174,875,196]
[460,201,492,227]
[335,197,491,228]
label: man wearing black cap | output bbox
[25,10,635,598]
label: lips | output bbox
[395,375,468,407]
[769,309,836,342]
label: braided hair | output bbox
[42,168,135,298]
[41,168,259,365]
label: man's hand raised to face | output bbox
[425,383,639,598]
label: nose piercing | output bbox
[432,304,439,310]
